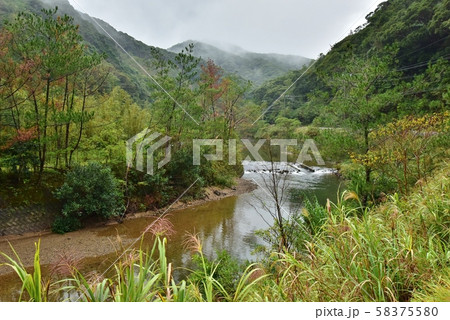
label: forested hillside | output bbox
[169,40,311,87]
[0,0,177,101]
[253,0,449,125]
[0,0,313,100]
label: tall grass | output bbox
[1,232,266,302]
[254,166,449,301]
[59,235,185,302]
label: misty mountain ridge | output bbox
[168,40,312,87]
[1,0,311,96]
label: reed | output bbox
[0,240,48,302]
[254,166,449,301]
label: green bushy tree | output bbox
[53,162,124,232]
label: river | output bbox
[0,161,341,301]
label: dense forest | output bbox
[0,0,449,302]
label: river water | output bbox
[0,161,341,301]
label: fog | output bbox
[67,0,386,59]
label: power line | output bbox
[396,54,450,72]
[397,34,450,59]
[70,0,200,126]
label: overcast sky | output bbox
[68,0,386,59]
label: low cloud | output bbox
[69,0,385,59]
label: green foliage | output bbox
[1,0,449,304]
[190,250,243,296]
[253,0,449,128]
[54,162,124,221]
[82,86,150,171]
[139,171,172,208]
[254,166,449,301]
[352,112,450,195]
[0,137,39,181]
[298,128,361,162]
[0,0,174,102]
[165,146,205,197]
[0,5,246,225]
[256,117,301,139]
[51,215,82,234]
[256,195,330,254]
[0,240,47,301]
[59,235,173,302]
[301,197,329,236]
[0,6,104,178]
[52,233,264,302]
[2,165,448,302]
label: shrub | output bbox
[308,129,361,162]
[54,162,124,230]
[301,197,328,235]
[51,215,82,234]
[165,147,206,197]
[136,170,173,209]
[340,161,397,205]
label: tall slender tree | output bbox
[0,8,103,180]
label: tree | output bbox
[328,51,401,203]
[252,148,291,252]
[398,58,450,116]
[83,86,150,168]
[352,112,449,195]
[0,8,103,180]
[150,44,200,142]
[199,59,225,120]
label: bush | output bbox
[256,195,329,254]
[54,162,124,227]
[340,161,397,205]
[137,171,173,209]
[302,197,328,236]
[310,129,361,162]
[51,215,82,234]
[165,147,206,198]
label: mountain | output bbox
[0,0,177,101]
[168,40,312,87]
[252,0,450,124]
[0,0,311,100]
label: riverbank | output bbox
[123,177,257,220]
[0,177,257,274]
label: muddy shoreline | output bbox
[0,178,257,274]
